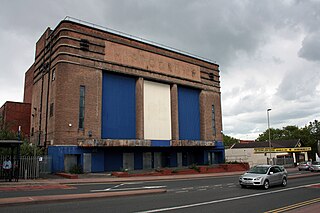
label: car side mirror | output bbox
[269,172,274,175]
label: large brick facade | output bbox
[27,18,224,172]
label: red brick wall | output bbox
[23,64,34,104]
[29,20,223,146]
[0,102,31,138]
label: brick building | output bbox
[26,17,224,172]
[0,101,31,138]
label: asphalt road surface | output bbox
[1,171,319,213]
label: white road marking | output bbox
[198,186,209,188]
[135,183,320,213]
[175,190,188,193]
[144,186,166,189]
[181,187,194,190]
[90,182,165,192]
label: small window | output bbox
[31,127,34,136]
[50,103,54,117]
[212,105,216,135]
[52,69,56,81]
[79,86,85,129]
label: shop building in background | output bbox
[25,17,224,172]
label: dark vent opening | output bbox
[208,73,214,80]
[80,39,89,51]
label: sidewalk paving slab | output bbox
[0,188,166,206]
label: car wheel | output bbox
[240,184,246,188]
[281,178,287,187]
[298,168,301,171]
[263,180,270,190]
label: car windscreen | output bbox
[248,166,269,174]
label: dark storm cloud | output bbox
[97,0,283,67]
[298,31,320,62]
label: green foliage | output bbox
[189,163,200,172]
[0,116,24,140]
[20,142,44,156]
[223,134,239,147]
[256,126,301,141]
[0,129,19,140]
[0,141,44,156]
[69,165,83,174]
[0,123,44,156]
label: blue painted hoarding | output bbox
[101,72,136,139]
[178,86,200,140]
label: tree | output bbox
[256,128,285,142]
[256,121,319,160]
[223,134,239,148]
[20,142,44,156]
[305,120,320,159]
[0,117,44,156]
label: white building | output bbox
[225,139,310,167]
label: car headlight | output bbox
[254,177,262,181]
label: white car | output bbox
[310,161,320,172]
[239,165,287,189]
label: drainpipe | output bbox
[38,73,44,146]
[44,33,53,150]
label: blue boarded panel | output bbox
[178,86,200,140]
[91,151,105,172]
[151,140,171,147]
[48,146,84,173]
[169,152,178,167]
[134,152,143,170]
[102,72,136,139]
[104,150,123,171]
[48,146,106,173]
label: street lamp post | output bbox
[267,109,272,165]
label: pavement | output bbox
[0,167,319,212]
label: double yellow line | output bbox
[265,197,320,213]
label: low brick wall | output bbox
[111,163,249,177]
[56,173,78,179]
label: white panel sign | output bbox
[144,81,171,140]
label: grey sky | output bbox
[1,0,319,139]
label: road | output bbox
[0,171,319,213]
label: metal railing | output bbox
[0,156,52,180]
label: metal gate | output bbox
[0,156,52,180]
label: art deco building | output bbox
[25,17,224,172]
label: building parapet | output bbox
[78,139,217,147]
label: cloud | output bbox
[276,66,320,101]
[298,31,320,62]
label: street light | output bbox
[267,109,272,165]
